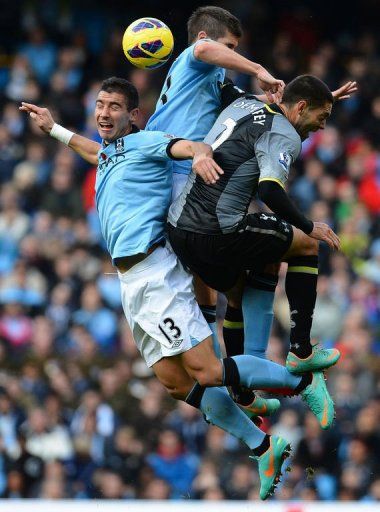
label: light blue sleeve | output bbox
[138,131,176,161]
[186,39,216,70]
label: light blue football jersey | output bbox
[95,128,174,259]
[146,39,225,175]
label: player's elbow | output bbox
[193,40,212,61]
[90,153,99,166]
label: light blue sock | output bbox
[209,322,221,358]
[200,305,221,358]
[231,354,302,390]
[242,287,275,359]
[199,387,265,449]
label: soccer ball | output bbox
[122,18,174,69]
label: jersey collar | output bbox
[267,103,284,115]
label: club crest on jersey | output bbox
[279,152,292,173]
[115,138,124,153]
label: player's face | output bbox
[295,101,332,140]
[95,91,138,142]
[216,30,239,50]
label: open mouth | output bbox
[99,122,114,131]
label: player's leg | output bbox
[180,338,334,430]
[166,224,335,425]
[226,265,279,360]
[171,173,223,359]
[282,227,340,373]
[117,239,294,394]
[232,213,340,374]
[153,351,265,445]
[152,351,290,500]
[207,270,279,424]
[193,274,221,358]
[224,270,281,419]
[223,272,245,357]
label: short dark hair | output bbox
[100,77,139,111]
[187,6,242,45]
[282,75,333,109]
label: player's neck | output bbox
[278,103,299,132]
[277,103,288,117]
[104,123,139,144]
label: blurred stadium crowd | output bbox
[0,0,379,503]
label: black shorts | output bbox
[168,213,293,292]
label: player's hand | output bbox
[309,222,341,250]
[19,102,55,134]
[332,81,358,101]
[256,66,285,103]
[192,143,224,185]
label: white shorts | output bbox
[171,172,189,203]
[118,243,212,367]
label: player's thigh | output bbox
[225,264,280,309]
[282,227,318,260]
[152,355,195,400]
[236,212,293,268]
[193,273,217,306]
[180,336,224,387]
[168,225,238,292]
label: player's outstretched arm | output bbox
[194,40,284,102]
[19,102,100,166]
[169,140,224,185]
[232,80,357,107]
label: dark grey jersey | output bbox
[168,93,302,234]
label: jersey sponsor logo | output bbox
[158,317,183,348]
[279,152,292,173]
[97,154,126,175]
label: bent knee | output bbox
[165,383,193,401]
[190,362,223,387]
[302,236,318,255]
[292,229,319,256]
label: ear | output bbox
[129,108,139,123]
[197,31,208,40]
[297,100,308,116]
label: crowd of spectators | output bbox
[0,0,379,503]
